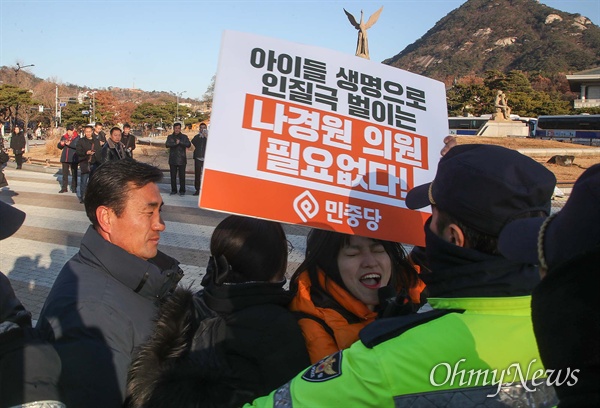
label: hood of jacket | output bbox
[421,219,540,298]
[200,279,292,314]
[78,225,182,301]
[291,269,377,323]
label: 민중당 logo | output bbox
[429,359,579,397]
[293,190,319,222]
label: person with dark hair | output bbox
[90,122,105,173]
[126,215,310,408]
[57,125,79,193]
[0,201,63,407]
[75,124,101,203]
[9,125,26,170]
[93,121,106,145]
[247,145,559,407]
[36,159,183,408]
[191,122,208,195]
[101,126,132,162]
[289,229,423,363]
[121,123,136,158]
[165,122,191,196]
[499,163,600,407]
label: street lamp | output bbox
[13,62,35,83]
[13,63,35,128]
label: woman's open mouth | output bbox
[359,273,382,289]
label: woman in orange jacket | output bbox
[290,229,425,363]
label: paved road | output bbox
[0,164,310,322]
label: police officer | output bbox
[247,145,559,407]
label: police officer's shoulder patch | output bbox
[301,351,343,382]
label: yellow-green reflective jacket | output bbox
[247,296,561,407]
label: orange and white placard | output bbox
[199,30,448,246]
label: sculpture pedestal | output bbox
[477,120,528,137]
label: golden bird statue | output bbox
[343,6,384,59]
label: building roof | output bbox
[566,66,600,92]
[571,67,600,76]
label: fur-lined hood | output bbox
[127,280,310,408]
[126,288,229,408]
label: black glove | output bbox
[377,286,419,318]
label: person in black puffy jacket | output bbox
[126,215,310,408]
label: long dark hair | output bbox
[290,229,419,300]
[208,215,288,284]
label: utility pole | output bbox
[171,90,187,122]
[55,85,59,128]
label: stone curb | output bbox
[517,148,600,157]
[3,161,196,181]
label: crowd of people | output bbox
[0,140,598,408]
[2,121,209,202]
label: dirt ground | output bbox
[455,136,600,183]
[21,133,600,184]
[24,135,179,170]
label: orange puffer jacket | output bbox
[290,269,425,363]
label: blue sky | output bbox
[1,0,598,100]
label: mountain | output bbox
[383,0,600,84]
[0,66,202,108]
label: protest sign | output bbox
[200,30,448,246]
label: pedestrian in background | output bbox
[0,145,9,188]
[57,125,79,193]
[191,122,208,195]
[101,126,131,162]
[121,123,136,158]
[76,124,101,203]
[165,122,191,196]
[9,126,26,170]
[93,122,106,145]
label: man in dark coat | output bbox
[165,122,191,196]
[36,159,183,408]
[93,122,106,145]
[9,126,26,170]
[191,122,208,195]
[121,123,136,158]
[101,126,132,163]
[75,124,101,203]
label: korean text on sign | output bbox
[243,94,429,200]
